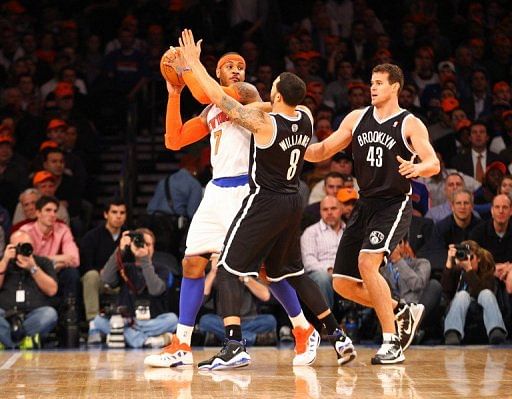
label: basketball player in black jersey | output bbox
[306,63,440,364]
[180,29,356,370]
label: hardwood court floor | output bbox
[1,346,512,398]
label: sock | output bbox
[383,332,396,342]
[225,324,242,341]
[179,277,205,326]
[320,313,340,335]
[269,280,302,317]
[176,323,194,346]
[289,311,310,330]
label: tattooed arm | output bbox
[180,29,274,146]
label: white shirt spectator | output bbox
[301,219,345,273]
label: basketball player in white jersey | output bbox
[144,51,321,368]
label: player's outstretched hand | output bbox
[179,29,202,66]
[397,155,420,179]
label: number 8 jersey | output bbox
[352,106,416,198]
[249,109,313,193]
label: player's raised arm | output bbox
[305,109,362,162]
[179,29,272,138]
[397,116,440,179]
[164,81,210,150]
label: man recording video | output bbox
[0,231,58,349]
[88,228,177,348]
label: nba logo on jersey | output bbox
[393,121,399,127]
[369,230,384,245]
[292,124,298,132]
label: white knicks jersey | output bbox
[206,104,251,179]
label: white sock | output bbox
[176,323,194,346]
[382,332,396,342]
[289,311,310,330]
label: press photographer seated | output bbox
[442,240,508,345]
[88,228,177,348]
[0,231,58,349]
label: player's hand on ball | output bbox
[160,46,186,85]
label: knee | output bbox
[453,290,471,303]
[82,270,100,285]
[41,307,59,324]
[182,256,208,279]
[477,289,495,304]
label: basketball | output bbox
[160,47,185,85]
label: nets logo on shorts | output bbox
[369,230,385,245]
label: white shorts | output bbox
[185,181,250,256]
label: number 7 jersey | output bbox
[352,106,416,198]
[249,109,313,193]
[207,105,252,179]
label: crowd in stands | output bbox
[1,0,512,349]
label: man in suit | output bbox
[450,121,501,183]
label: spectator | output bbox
[381,239,442,341]
[198,259,276,346]
[498,174,512,197]
[336,187,358,224]
[450,122,501,183]
[490,110,512,156]
[0,230,58,349]
[442,240,507,345]
[308,153,355,204]
[473,161,507,207]
[19,196,80,303]
[80,199,127,333]
[301,195,345,309]
[461,68,492,121]
[303,172,344,229]
[88,228,178,348]
[0,131,29,215]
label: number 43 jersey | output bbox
[352,106,416,198]
[249,109,313,194]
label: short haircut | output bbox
[324,172,344,183]
[35,195,59,211]
[19,188,41,201]
[450,188,473,204]
[42,147,64,162]
[276,72,306,106]
[104,198,127,213]
[470,120,488,133]
[445,172,464,185]
[372,63,404,93]
[493,193,512,207]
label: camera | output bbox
[5,308,25,342]
[454,243,471,260]
[15,243,33,257]
[127,232,145,248]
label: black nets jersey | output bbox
[248,109,313,193]
[352,106,416,198]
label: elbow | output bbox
[261,292,271,302]
[48,283,58,297]
[164,136,181,151]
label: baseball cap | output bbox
[54,82,74,98]
[337,187,358,203]
[47,119,67,130]
[438,60,456,73]
[493,81,510,94]
[455,118,472,132]
[486,161,507,175]
[33,170,56,186]
[39,140,59,151]
[502,110,512,119]
[0,132,14,145]
[441,97,460,113]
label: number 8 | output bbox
[287,149,300,180]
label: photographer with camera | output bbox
[88,228,177,348]
[442,240,507,345]
[0,231,58,349]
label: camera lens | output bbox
[16,243,33,257]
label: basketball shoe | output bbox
[328,328,357,365]
[395,302,424,351]
[144,335,193,368]
[371,335,404,365]
[197,339,251,370]
[292,324,320,366]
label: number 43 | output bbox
[366,145,383,167]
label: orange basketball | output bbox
[160,48,185,85]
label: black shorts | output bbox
[333,195,412,281]
[217,190,304,281]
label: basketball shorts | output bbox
[333,195,412,281]
[218,190,305,281]
[185,180,249,257]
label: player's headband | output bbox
[217,54,246,70]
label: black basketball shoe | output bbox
[371,336,404,365]
[395,302,424,351]
[198,339,251,370]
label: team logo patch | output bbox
[292,124,298,132]
[369,230,385,245]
